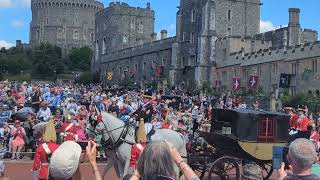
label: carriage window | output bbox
[258,117,275,142]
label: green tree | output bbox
[69,47,93,71]
[32,44,64,77]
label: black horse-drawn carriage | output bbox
[187,109,290,179]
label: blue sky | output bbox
[0,0,319,48]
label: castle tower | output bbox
[288,8,301,46]
[171,0,261,87]
[30,0,103,53]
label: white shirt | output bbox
[37,107,51,121]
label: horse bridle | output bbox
[86,120,134,150]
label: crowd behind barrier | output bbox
[0,81,320,179]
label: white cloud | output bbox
[260,20,276,33]
[0,0,30,8]
[0,40,14,49]
[11,20,24,27]
[0,0,12,8]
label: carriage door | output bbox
[258,117,275,142]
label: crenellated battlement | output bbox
[221,41,320,67]
[97,1,154,18]
[100,37,175,63]
[31,0,103,11]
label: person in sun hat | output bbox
[32,117,60,180]
[284,106,298,130]
[49,140,102,180]
[10,120,26,160]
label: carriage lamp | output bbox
[222,122,232,135]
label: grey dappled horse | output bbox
[86,112,187,178]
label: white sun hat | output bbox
[49,141,82,179]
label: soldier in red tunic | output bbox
[59,115,77,142]
[32,118,59,180]
[296,106,310,132]
[284,107,298,129]
[129,119,147,171]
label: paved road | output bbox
[2,160,277,180]
[3,161,120,180]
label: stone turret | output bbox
[160,30,168,39]
[288,8,301,46]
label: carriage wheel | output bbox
[259,162,273,180]
[208,157,240,180]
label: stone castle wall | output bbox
[100,37,175,86]
[30,0,103,52]
[214,41,320,94]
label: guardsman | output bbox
[296,105,310,132]
[284,107,298,129]
[129,118,147,171]
[32,118,60,180]
[59,114,77,142]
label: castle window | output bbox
[102,37,106,54]
[191,8,196,23]
[73,31,79,40]
[91,33,94,42]
[57,29,63,39]
[181,57,186,67]
[138,23,143,33]
[46,18,49,25]
[130,22,135,29]
[162,58,167,66]
[95,40,99,61]
[257,66,262,76]
[222,71,227,82]
[123,35,128,44]
[143,62,147,71]
[312,60,318,72]
[291,62,299,75]
[223,49,227,61]
[190,32,195,44]
[234,68,237,77]
[228,10,232,21]
[272,63,278,74]
[227,27,232,36]
[182,32,186,41]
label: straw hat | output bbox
[43,118,57,143]
[49,141,82,179]
[136,118,147,143]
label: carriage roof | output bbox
[210,108,290,143]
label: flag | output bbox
[233,77,241,91]
[156,65,164,76]
[107,72,113,81]
[279,73,292,88]
[248,75,259,89]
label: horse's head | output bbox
[86,116,105,138]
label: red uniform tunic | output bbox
[289,113,298,129]
[32,142,59,179]
[310,131,320,142]
[129,143,146,168]
[59,123,77,141]
[296,116,309,131]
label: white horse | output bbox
[86,112,187,178]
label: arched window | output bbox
[123,35,128,43]
[138,23,143,33]
[91,33,94,42]
[57,29,63,39]
[95,40,99,61]
[191,8,196,22]
[73,30,79,40]
[102,37,106,54]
